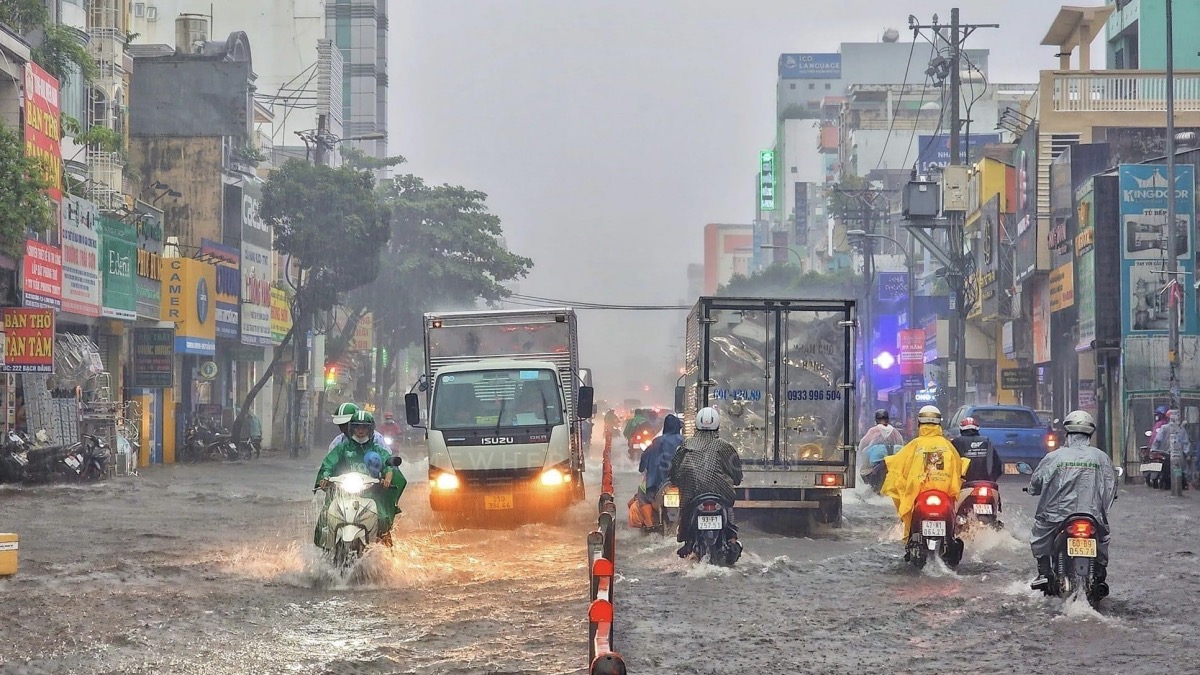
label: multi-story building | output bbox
[702,223,752,294]
[1107,0,1200,70]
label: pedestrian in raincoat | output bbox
[314,410,407,547]
[1150,407,1191,488]
[1028,410,1117,591]
[881,405,970,542]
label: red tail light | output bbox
[820,473,844,487]
[924,494,943,507]
[974,486,990,498]
[1046,434,1058,450]
[699,501,721,512]
[1067,520,1095,538]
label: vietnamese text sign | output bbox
[917,134,1002,175]
[1049,262,1075,312]
[99,216,137,320]
[61,196,101,316]
[22,240,62,310]
[24,62,61,201]
[1001,368,1035,390]
[899,329,924,389]
[132,327,175,388]
[1,308,54,373]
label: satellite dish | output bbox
[882,28,900,43]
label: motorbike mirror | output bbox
[1053,418,1061,426]
[404,393,424,428]
[1016,462,1033,475]
[1114,466,1125,478]
[674,386,685,414]
[386,456,403,467]
[1145,430,1153,437]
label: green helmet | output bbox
[332,402,359,424]
[347,410,376,445]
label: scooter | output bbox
[315,457,403,569]
[682,493,742,567]
[652,482,681,535]
[955,480,1003,531]
[906,489,964,569]
[61,434,110,482]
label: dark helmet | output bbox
[1155,404,1169,419]
[874,409,889,423]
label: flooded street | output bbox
[4,448,1199,674]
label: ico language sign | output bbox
[1,308,55,373]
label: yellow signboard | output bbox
[270,287,293,343]
[160,258,216,355]
[1049,262,1075,312]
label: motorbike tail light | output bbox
[1045,434,1057,450]
[975,486,990,498]
[923,494,943,507]
[699,501,721,512]
[1067,520,1095,538]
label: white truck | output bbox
[404,308,594,516]
[675,297,857,528]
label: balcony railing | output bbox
[1047,70,1200,113]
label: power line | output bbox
[507,293,690,311]
[873,37,919,174]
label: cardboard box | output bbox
[0,533,17,576]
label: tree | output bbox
[0,0,97,84]
[719,264,864,299]
[0,124,54,258]
[230,159,390,443]
[339,174,533,413]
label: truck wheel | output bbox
[817,495,843,528]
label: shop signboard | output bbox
[160,258,216,355]
[98,216,137,320]
[1118,163,1196,336]
[131,327,175,388]
[1,308,54,373]
[899,328,924,389]
[22,240,62,310]
[60,196,101,316]
[270,287,292,343]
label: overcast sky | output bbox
[391,0,1105,401]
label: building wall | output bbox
[703,223,753,294]
[131,136,224,247]
[130,56,254,137]
[1106,0,1200,70]
[326,0,388,159]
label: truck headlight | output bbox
[540,468,565,486]
[434,473,460,490]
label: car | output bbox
[948,405,1055,470]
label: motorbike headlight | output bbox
[341,474,366,494]
[384,436,394,444]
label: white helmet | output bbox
[696,406,721,431]
[917,405,942,425]
[1062,410,1096,436]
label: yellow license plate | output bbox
[484,494,514,510]
[664,491,680,508]
[1066,538,1097,558]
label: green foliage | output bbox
[70,121,124,154]
[259,159,391,313]
[0,124,54,258]
[33,23,98,85]
[232,144,266,166]
[341,145,406,172]
[0,0,48,33]
[719,263,864,300]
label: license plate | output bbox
[663,491,680,508]
[484,494,514,510]
[1141,462,1163,473]
[1003,463,1020,475]
[921,520,946,538]
[973,503,994,515]
[1066,538,1097,558]
[697,515,723,530]
[64,456,81,469]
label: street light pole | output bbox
[1166,0,1183,496]
[847,230,916,329]
[760,244,804,268]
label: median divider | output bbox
[587,431,626,674]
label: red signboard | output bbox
[899,329,925,389]
[24,62,62,201]
[22,240,62,310]
[1,308,55,373]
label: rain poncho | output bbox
[329,429,386,453]
[313,439,407,547]
[669,429,743,541]
[881,424,970,540]
[1028,433,1116,559]
[858,423,905,470]
[639,414,684,495]
[1151,420,1191,461]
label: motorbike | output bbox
[1023,465,1123,608]
[316,457,403,569]
[955,480,1002,531]
[182,417,240,462]
[627,426,656,463]
[651,482,681,535]
[905,489,964,569]
[237,435,262,460]
[0,430,30,483]
[60,434,110,482]
[682,493,742,566]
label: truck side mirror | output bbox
[404,393,423,427]
[578,386,595,419]
[674,386,685,413]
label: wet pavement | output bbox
[1,448,1198,674]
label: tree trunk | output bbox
[231,323,295,443]
[374,342,386,412]
[325,302,367,363]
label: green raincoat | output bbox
[312,439,407,547]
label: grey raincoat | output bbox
[1028,433,1117,560]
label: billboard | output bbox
[977,196,1001,320]
[1075,178,1097,350]
[24,62,61,201]
[1118,163,1197,335]
[239,182,273,346]
[794,182,809,244]
[61,196,101,317]
[1013,126,1041,281]
[778,53,841,79]
[1,308,54,373]
[759,150,775,211]
[916,133,1002,174]
[22,240,62,310]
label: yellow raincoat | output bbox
[880,424,971,539]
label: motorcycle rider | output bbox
[953,417,1003,484]
[1028,410,1117,593]
[378,413,404,444]
[1150,406,1191,489]
[638,414,685,496]
[669,407,743,561]
[881,405,969,562]
[859,409,905,490]
[314,410,407,547]
[328,402,385,452]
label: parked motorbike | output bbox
[682,493,742,567]
[955,480,1003,531]
[905,489,964,569]
[237,435,262,460]
[0,430,30,483]
[60,434,110,482]
[182,417,240,462]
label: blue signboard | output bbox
[778,53,841,80]
[1118,163,1197,336]
[916,134,1003,174]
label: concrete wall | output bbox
[131,57,253,137]
[131,136,224,247]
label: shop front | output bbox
[200,238,241,424]
[160,256,217,462]
[130,204,166,466]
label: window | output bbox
[791,166,797,173]
[133,3,145,17]
[789,83,796,90]
[970,408,1039,428]
[808,83,815,90]
[431,369,564,430]
[146,6,158,21]
[825,84,832,90]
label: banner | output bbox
[161,258,216,355]
[24,62,62,201]
[131,327,175,388]
[270,287,292,343]
[99,216,137,320]
[61,196,101,316]
[240,182,273,346]
[22,240,62,310]
[1118,164,1197,336]
[1,308,54,373]
[899,329,924,389]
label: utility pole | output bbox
[909,9,998,411]
[1166,0,1183,496]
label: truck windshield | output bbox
[431,368,564,429]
